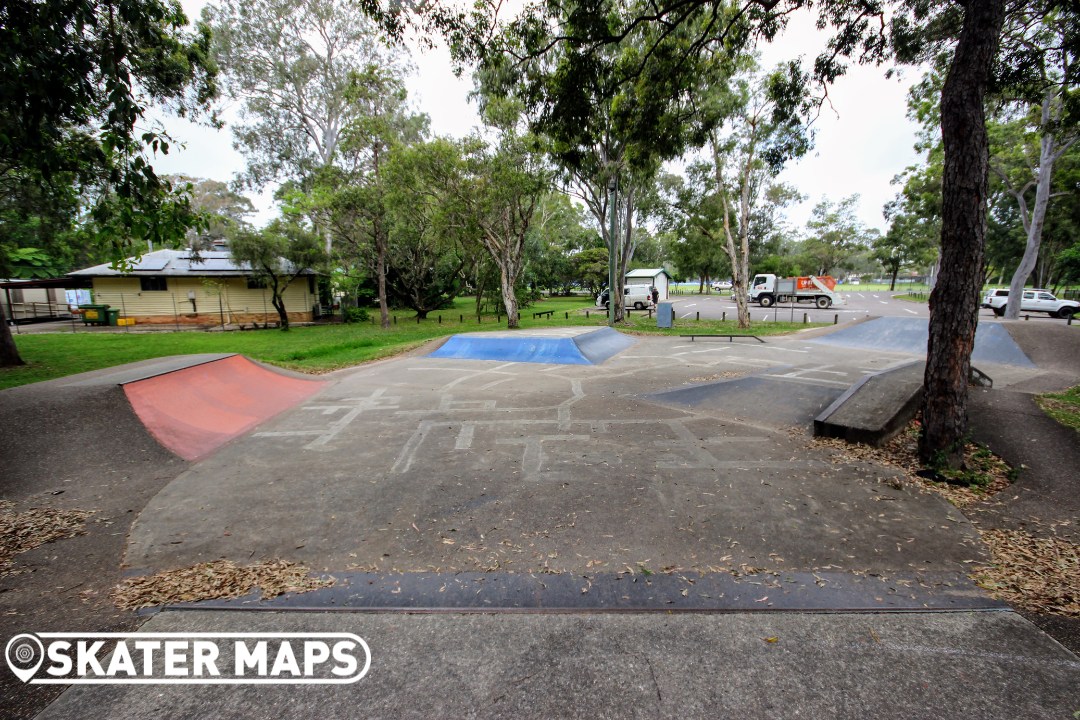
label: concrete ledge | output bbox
[814,361,925,446]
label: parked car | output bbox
[710,280,733,291]
[983,288,1079,318]
[596,286,653,309]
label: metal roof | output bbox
[67,249,315,278]
[625,268,673,279]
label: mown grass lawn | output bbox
[2,295,823,390]
[1036,385,1080,433]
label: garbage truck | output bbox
[749,274,844,309]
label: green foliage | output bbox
[343,306,371,323]
[168,176,255,248]
[1,248,65,279]
[800,195,875,276]
[381,138,475,317]
[230,220,327,330]
[755,254,802,278]
[572,247,611,295]
[0,0,217,247]
[207,0,396,187]
[1036,385,1080,434]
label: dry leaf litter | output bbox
[112,559,334,610]
[1,500,93,576]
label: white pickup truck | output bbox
[982,288,1079,318]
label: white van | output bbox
[596,285,653,309]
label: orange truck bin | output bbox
[795,276,837,291]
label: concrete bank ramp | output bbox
[122,355,326,461]
[429,326,635,365]
[809,317,1034,367]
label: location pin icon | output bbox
[6,634,44,683]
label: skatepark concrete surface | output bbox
[35,610,1080,720]
[808,316,1035,367]
[3,317,1079,718]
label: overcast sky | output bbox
[154,3,926,234]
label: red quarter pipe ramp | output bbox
[122,355,325,461]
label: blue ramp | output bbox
[809,317,1034,367]
[429,327,635,365]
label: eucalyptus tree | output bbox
[206,0,403,255]
[330,67,427,327]
[464,104,551,328]
[986,2,1077,316]
[801,196,875,276]
[470,10,736,321]
[383,139,476,318]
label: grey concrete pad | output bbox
[647,370,846,428]
[62,354,238,386]
[36,609,1080,719]
[123,337,992,585]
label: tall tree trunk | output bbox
[721,193,751,328]
[0,302,25,367]
[611,187,636,323]
[272,294,290,330]
[919,0,1006,468]
[374,147,391,330]
[499,262,519,329]
[1004,92,1068,319]
[890,266,899,292]
[376,232,390,329]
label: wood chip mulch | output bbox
[0,500,94,575]
[112,559,335,610]
[972,529,1080,617]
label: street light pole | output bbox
[607,175,617,327]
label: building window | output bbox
[140,277,167,291]
[246,276,268,289]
